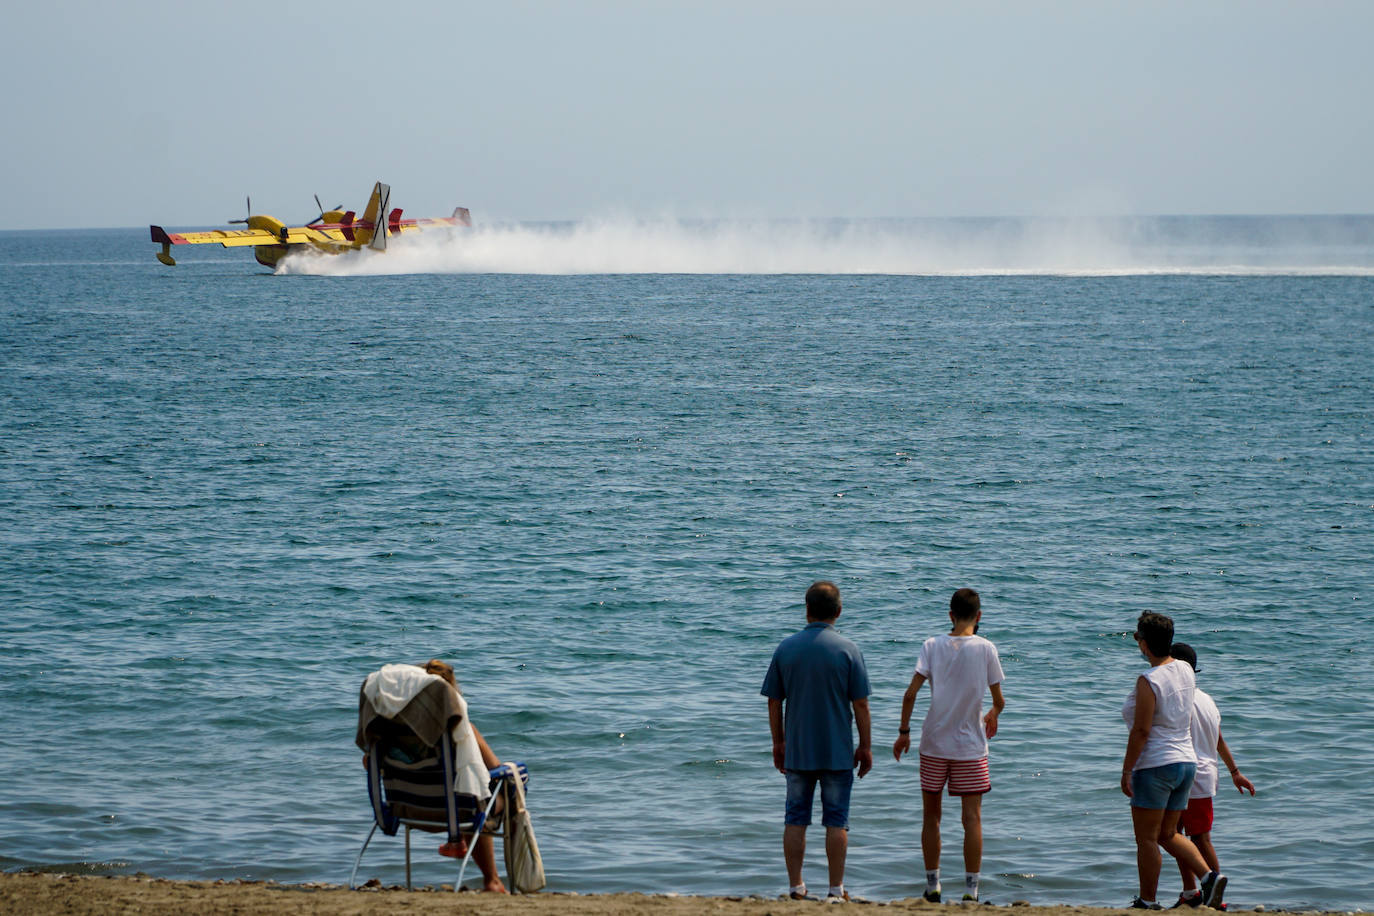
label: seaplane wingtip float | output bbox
[151,181,471,268]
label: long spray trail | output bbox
[276,215,1374,276]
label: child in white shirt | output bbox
[1169,643,1256,909]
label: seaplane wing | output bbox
[151,182,470,268]
[151,226,341,248]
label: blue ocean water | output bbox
[1,222,1371,910]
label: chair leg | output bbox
[404,825,412,890]
[348,823,378,890]
[455,833,476,891]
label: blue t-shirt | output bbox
[761,621,872,771]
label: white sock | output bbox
[829,885,845,898]
[926,869,940,892]
[790,884,807,897]
[965,872,980,897]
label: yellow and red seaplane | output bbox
[150,181,470,268]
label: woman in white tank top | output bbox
[1119,613,1225,910]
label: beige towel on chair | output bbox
[356,664,491,803]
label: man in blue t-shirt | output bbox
[761,580,873,902]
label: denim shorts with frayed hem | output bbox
[784,768,854,827]
[1130,761,1196,810]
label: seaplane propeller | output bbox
[228,196,251,225]
[309,194,343,225]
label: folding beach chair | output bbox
[350,695,530,891]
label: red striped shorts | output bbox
[919,754,991,796]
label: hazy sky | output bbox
[3,1,1372,230]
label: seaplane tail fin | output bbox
[363,182,390,251]
[453,207,472,227]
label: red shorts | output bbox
[1179,796,1214,836]
[920,755,990,796]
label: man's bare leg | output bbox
[960,794,983,874]
[784,824,807,890]
[921,790,943,872]
[825,826,848,890]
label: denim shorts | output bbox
[1130,761,1197,810]
[785,768,854,828]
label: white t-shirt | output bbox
[914,634,1005,760]
[1189,688,1221,798]
[1121,659,1197,771]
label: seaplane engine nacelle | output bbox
[246,214,290,242]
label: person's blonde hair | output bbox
[423,659,456,688]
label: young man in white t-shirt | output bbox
[1169,643,1256,910]
[893,588,1006,903]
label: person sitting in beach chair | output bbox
[352,659,540,893]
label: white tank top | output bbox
[1122,659,1197,770]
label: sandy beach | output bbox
[1,872,1286,916]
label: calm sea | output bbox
[1,220,1371,910]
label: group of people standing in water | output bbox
[762,582,1255,907]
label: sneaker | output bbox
[790,889,819,901]
[1201,872,1227,909]
[962,893,979,902]
[1171,891,1203,908]
[924,888,943,903]
[826,890,850,903]
[1131,898,1163,910]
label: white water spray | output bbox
[276,215,1374,277]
